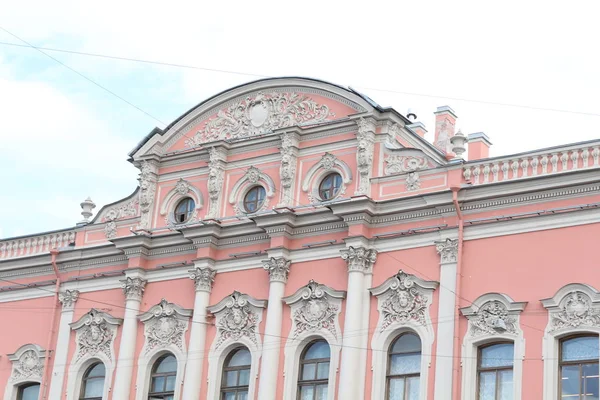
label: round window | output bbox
[174,197,195,223]
[243,186,266,213]
[319,173,343,200]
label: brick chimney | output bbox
[407,122,427,139]
[433,106,457,154]
[467,132,492,160]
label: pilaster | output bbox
[206,145,227,219]
[137,160,159,230]
[278,132,299,208]
[354,117,376,196]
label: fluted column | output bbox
[112,277,146,399]
[433,239,459,400]
[48,289,79,399]
[181,265,216,400]
[338,246,377,400]
[257,257,291,400]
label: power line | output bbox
[2,39,600,118]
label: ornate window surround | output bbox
[369,270,438,400]
[134,299,192,400]
[205,291,267,400]
[159,178,204,226]
[459,293,527,400]
[301,152,352,203]
[281,280,346,400]
[66,309,122,400]
[541,283,600,400]
[3,344,46,400]
[228,166,276,215]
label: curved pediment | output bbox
[131,77,374,159]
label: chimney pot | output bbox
[467,132,492,160]
[433,106,458,154]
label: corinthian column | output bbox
[433,238,459,400]
[181,265,216,400]
[48,289,79,399]
[112,277,147,399]
[257,257,291,400]
[338,246,377,400]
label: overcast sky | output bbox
[1,0,599,238]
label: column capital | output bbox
[120,277,147,301]
[58,289,79,311]
[189,267,216,292]
[435,238,459,264]
[340,246,378,273]
[263,257,291,283]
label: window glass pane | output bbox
[152,376,165,392]
[302,363,316,380]
[316,384,328,400]
[20,384,40,400]
[562,337,600,362]
[498,369,513,400]
[156,355,177,373]
[304,341,330,360]
[246,190,257,202]
[165,375,176,391]
[86,363,105,377]
[387,377,405,400]
[406,376,420,400]
[583,363,599,400]
[238,368,250,386]
[225,370,238,387]
[228,349,251,367]
[480,343,514,368]
[84,377,104,397]
[317,362,329,379]
[223,392,236,400]
[238,392,248,400]
[389,353,421,375]
[478,371,496,400]
[391,333,421,353]
[300,385,315,400]
[562,364,581,396]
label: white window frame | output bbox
[159,178,204,226]
[301,152,352,203]
[541,283,600,400]
[228,166,275,215]
[460,293,527,400]
[3,344,45,400]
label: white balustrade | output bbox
[0,230,76,259]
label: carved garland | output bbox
[71,309,122,363]
[469,301,519,337]
[550,291,600,332]
[8,345,46,383]
[139,299,192,354]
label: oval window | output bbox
[174,198,195,223]
[243,186,266,213]
[319,173,343,201]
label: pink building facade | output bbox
[1,77,599,400]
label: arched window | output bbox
[297,340,331,400]
[17,383,40,400]
[318,173,342,201]
[148,354,177,400]
[174,198,195,223]
[243,186,266,213]
[559,335,599,399]
[80,362,105,400]
[387,333,421,400]
[477,343,514,400]
[221,347,251,400]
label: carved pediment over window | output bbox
[460,293,527,338]
[207,291,267,350]
[283,280,346,340]
[184,91,335,147]
[70,309,123,363]
[138,299,193,354]
[542,283,600,332]
[228,167,276,215]
[159,178,204,226]
[370,270,438,333]
[7,344,46,384]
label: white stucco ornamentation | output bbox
[184,91,334,147]
[189,266,216,292]
[58,289,80,310]
[262,257,291,283]
[302,152,353,203]
[8,344,45,383]
[139,299,192,355]
[385,155,428,175]
[278,132,298,207]
[104,221,117,239]
[120,277,147,301]
[206,147,226,219]
[355,117,375,196]
[228,166,276,214]
[460,293,527,400]
[370,270,438,400]
[340,246,377,273]
[137,160,158,230]
[549,291,600,331]
[208,291,267,350]
[406,171,421,191]
[435,238,459,264]
[101,198,139,223]
[70,309,122,363]
[159,178,204,226]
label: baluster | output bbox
[483,165,491,183]
[520,159,529,177]
[31,238,38,255]
[0,243,6,259]
[511,160,519,179]
[463,168,472,181]
[541,155,549,174]
[24,239,31,255]
[582,149,590,167]
[68,231,75,244]
[531,157,539,176]
[501,162,509,181]
[492,163,499,182]
[560,153,568,171]
[473,166,481,184]
[18,240,24,256]
[592,147,599,166]
[570,150,579,170]
[551,154,559,173]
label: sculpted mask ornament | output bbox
[340,246,378,273]
[175,178,191,195]
[470,301,518,337]
[184,92,334,147]
[11,350,43,382]
[74,310,116,362]
[292,280,339,339]
[550,291,600,331]
[435,238,459,264]
[320,153,337,171]
[189,267,216,292]
[213,291,260,349]
[379,270,428,331]
[405,171,420,191]
[246,167,261,185]
[142,299,190,354]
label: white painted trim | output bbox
[301,153,353,203]
[134,347,187,400]
[159,179,204,222]
[228,167,276,215]
[66,354,113,400]
[4,344,45,400]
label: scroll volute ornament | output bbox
[263,257,291,283]
[121,277,147,301]
[139,299,192,354]
[8,344,46,383]
[189,267,216,292]
[70,309,123,362]
[340,246,378,273]
[541,284,600,333]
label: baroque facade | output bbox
[0,77,599,400]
